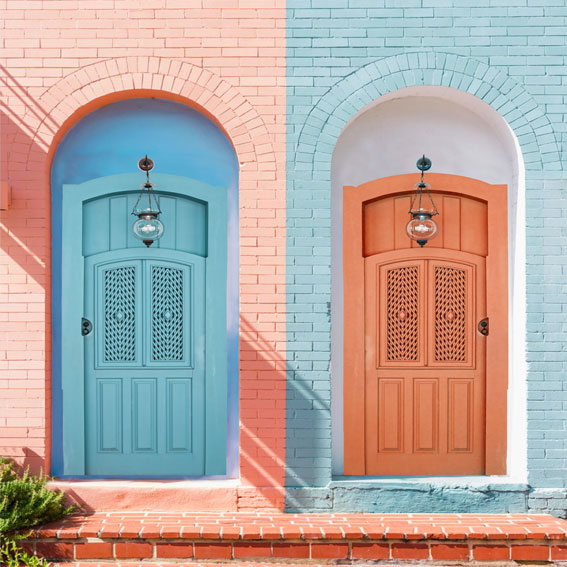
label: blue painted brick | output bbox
[286,0,567,513]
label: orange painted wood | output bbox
[365,249,485,474]
[364,197,393,256]
[363,192,487,257]
[484,182,508,474]
[344,173,508,475]
[343,185,366,475]
[442,196,461,250]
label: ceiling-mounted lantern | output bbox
[131,155,164,248]
[406,155,439,248]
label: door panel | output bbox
[132,378,157,452]
[366,252,485,475]
[61,174,228,477]
[85,255,205,476]
[343,174,507,476]
[427,260,476,368]
[97,379,122,453]
[95,261,142,368]
[413,378,438,453]
[377,260,425,368]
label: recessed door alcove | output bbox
[51,97,239,478]
[332,86,526,480]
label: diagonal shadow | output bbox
[1,78,51,476]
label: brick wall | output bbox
[0,0,286,510]
[2,0,567,515]
[285,0,567,511]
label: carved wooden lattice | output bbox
[151,266,184,361]
[386,266,419,361]
[104,266,136,362]
[434,266,467,362]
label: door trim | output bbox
[60,173,227,476]
[343,173,508,475]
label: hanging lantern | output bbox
[406,155,439,247]
[131,156,164,247]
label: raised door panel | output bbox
[132,378,157,453]
[97,379,122,453]
[167,378,193,453]
[377,378,404,453]
[413,379,438,453]
[448,378,473,453]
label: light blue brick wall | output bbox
[286,0,567,514]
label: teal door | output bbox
[60,174,227,476]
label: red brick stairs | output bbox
[26,512,567,565]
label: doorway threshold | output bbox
[48,478,241,512]
[331,475,529,490]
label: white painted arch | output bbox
[331,85,527,482]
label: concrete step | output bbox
[27,512,567,564]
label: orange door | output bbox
[365,251,485,474]
[343,174,508,476]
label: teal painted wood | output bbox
[61,173,227,476]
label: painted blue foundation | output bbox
[285,1,567,517]
[285,483,530,514]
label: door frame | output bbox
[59,172,227,476]
[343,173,508,475]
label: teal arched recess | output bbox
[51,98,239,478]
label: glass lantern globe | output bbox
[406,209,438,247]
[133,208,164,247]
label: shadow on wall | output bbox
[0,65,53,474]
[0,71,287,509]
[236,317,287,510]
[285,305,332,497]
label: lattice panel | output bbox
[434,266,467,363]
[104,267,136,362]
[151,266,184,362]
[386,266,419,362]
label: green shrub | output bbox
[0,457,74,567]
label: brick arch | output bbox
[22,56,275,172]
[295,52,560,174]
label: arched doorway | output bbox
[331,87,526,478]
[51,98,238,477]
[343,174,508,475]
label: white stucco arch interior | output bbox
[331,85,527,482]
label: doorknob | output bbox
[81,317,93,336]
[478,317,489,336]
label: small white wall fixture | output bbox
[331,85,527,482]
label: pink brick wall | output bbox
[0,0,286,510]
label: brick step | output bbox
[27,537,567,563]
[54,564,404,567]
[27,512,567,564]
